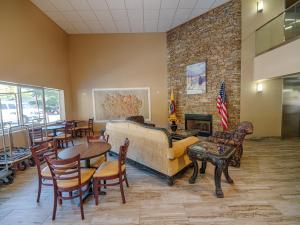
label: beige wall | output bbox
[0,0,72,118]
[254,38,300,80]
[68,34,169,129]
[241,0,285,137]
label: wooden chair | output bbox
[93,138,129,205]
[53,122,74,148]
[86,134,110,168]
[45,154,95,220]
[75,118,94,136]
[29,127,53,146]
[30,141,57,202]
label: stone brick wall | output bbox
[167,0,241,131]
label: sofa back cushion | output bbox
[106,121,171,174]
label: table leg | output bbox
[200,161,207,174]
[223,161,234,184]
[214,160,224,198]
[189,159,199,184]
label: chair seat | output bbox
[93,160,125,178]
[57,168,95,189]
[41,166,52,178]
[90,155,106,168]
[54,134,72,140]
[33,137,53,143]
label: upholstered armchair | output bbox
[208,121,253,167]
[126,115,155,127]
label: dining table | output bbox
[45,125,65,136]
[58,142,112,200]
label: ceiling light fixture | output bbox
[257,0,264,12]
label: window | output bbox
[0,81,65,127]
[0,83,19,128]
[45,89,65,123]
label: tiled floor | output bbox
[0,138,300,225]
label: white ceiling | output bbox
[30,0,230,34]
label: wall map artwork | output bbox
[186,62,207,95]
[93,88,151,122]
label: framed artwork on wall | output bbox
[92,87,151,122]
[186,62,207,95]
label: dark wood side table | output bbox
[187,141,236,198]
[169,129,199,140]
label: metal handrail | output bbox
[256,0,300,32]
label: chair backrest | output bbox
[64,121,75,137]
[45,154,81,190]
[87,134,109,143]
[235,121,254,135]
[30,141,57,177]
[88,118,94,129]
[118,138,130,172]
[29,127,43,145]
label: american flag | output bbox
[217,81,228,130]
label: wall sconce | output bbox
[256,83,263,92]
[257,0,264,12]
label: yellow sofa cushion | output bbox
[57,168,95,189]
[93,160,125,178]
[168,136,199,160]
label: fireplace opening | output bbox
[185,114,213,137]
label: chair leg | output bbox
[37,178,42,202]
[119,175,126,204]
[52,190,58,220]
[124,172,129,188]
[94,180,99,206]
[58,192,62,205]
[79,189,84,220]
[69,191,72,197]
[66,140,68,148]
[71,140,74,146]
[103,180,106,189]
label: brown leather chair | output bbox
[93,138,129,205]
[45,154,95,220]
[30,141,57,202]
[208,121,253,167]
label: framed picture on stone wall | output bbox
[186,62,207,95]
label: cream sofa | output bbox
[106,121,199,185]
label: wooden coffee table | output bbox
[187,141,236,198]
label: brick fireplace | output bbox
[166,0,241,132]
[185,114,213,137]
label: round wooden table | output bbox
[58,142,111,168]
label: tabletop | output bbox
[46,125,65,130]
[58,142,111,160]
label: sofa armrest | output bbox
[168,136,199,160]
